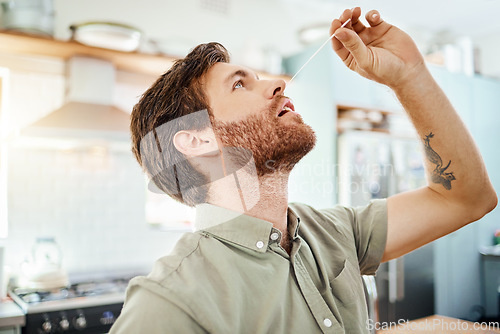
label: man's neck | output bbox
[245,174,289,233]
[207,170,290,240]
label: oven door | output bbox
[23,303,123,334]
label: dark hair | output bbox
[130,42,230,206]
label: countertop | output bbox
[377,315,500,333]
[0,299,25,328]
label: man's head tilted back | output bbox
[131,42,316,207]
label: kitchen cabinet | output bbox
[329,54,374,108]
[429,66,475,127]
[370,81,402,112]
[329,53,401,112]
[0,327,20,334]
[0,301,24,334]
[480,248,500,318]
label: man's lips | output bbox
[277,98,295,117]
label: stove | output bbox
[9,277,133,334]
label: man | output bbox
[110,8,497,334]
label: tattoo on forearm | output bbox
[423,132,456,190]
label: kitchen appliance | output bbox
[479,245,500,319]
[18,237,69,290]
[9,276,131,333]
[362,275,378,334]
[337,130,434,322]
[0,0,54,36]
[69,22,142,52]
[21,56,131,141]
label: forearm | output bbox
[391,65,497,217]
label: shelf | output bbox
[336,104,416,137]
[0,30,291,80]
[336,104,403,115]
[0,30,175,76]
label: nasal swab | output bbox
[289,18,351,84]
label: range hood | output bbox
[22,56,131,141]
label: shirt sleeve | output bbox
[314,198,388,275]
[350,199,388,275]
[110,284,208,334]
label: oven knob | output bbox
[73,314,87,329]
[59,317,70,331]
[100,311,115,325]
[41,319,52,333]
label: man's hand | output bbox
[330,8,425,89]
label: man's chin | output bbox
[256,122,316,176]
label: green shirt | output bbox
[110,199,387,334]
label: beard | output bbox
[211,97,317,177]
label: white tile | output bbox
[6,145,185,276]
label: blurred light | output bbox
[297,23,330,45]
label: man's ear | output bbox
[173,128,219,157]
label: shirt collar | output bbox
[287,206,301,239]
[195,203,301,252]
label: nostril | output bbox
[273,87,282,96]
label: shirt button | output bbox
[323,318,332,328]
[270,232,279,241]
[256,241,265,249]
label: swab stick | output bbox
[289,18,351,84]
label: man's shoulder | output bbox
[289,202,355,227]
[290,199,386,225]
[130,232,204,288]
[289,200,386,245]
[124,231,213,305]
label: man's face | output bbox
[203,62,316,176]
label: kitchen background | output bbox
[0,0,500,332]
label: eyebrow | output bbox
[224,69,259,86]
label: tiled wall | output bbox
[4,145,184,278]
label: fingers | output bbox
[329,8,351,34]
[341,8,353,29]
[366,10,387,28]
[330,8,383,69]
[330,8,368,65]
[350,7,367,34]
[329,9,353,56]
[334,28,371,68]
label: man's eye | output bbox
[233,81,243,90]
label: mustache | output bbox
[211,94,292,129]
[268,94,291,116]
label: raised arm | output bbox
[330,8,497,261]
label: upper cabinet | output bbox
[328,54,373,108]
[329,54,402,112]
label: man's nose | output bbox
[264,79,287,99]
